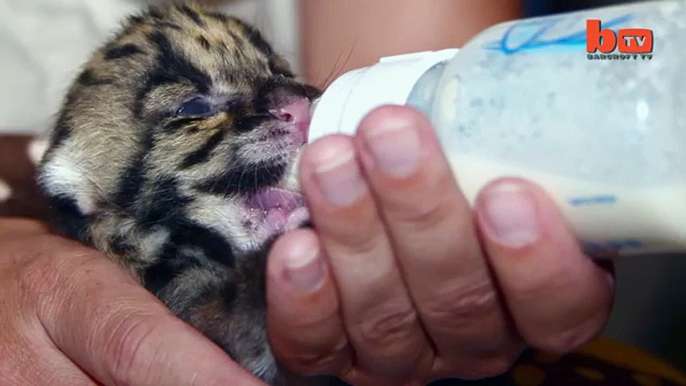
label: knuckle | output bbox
[354,304,419,348]
[328,215,385,256]
[535,322,599,354]
[284,339,351,375]
[291,301,340,332]
[457,356,516,380]
[392,197,457,233]
[100,311,159,385]
[422,280,498,330]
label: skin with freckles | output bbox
[0,219,266,386]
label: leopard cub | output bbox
[38,4,318,384]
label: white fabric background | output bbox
[0,0,299,134]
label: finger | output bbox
[1,277,98,385]
[31,239,265,386]
[4,338,101,386]
[266,229,353,376]
[355,106,519,371]
[0,352,99,386]
[0,217,50,240]
[299,135,433,377]
[475,178,615,353]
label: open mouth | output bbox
[241,97,313,240]
[243,187,309,238]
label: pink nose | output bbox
[272,98,311,142]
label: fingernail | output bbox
[313,140,366,206]
[482,183,540,248]
[284,245,325,292]
[363,118,420,178]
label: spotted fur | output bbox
[37,4,319,384]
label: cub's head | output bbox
[38,4,318,253]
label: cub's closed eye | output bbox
[176,97,214,117]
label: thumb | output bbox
[33,239,265,386]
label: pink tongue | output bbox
[247,188,304,212]
[263,207,310,235]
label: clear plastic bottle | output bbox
[306,0,686,257]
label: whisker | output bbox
[319,39,357,89]
[318,51,344,89]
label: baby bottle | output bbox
[306,0,686,256]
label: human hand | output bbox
[265,106,615,385]
[0,219,265,386]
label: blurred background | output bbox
[1,0,683,372]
